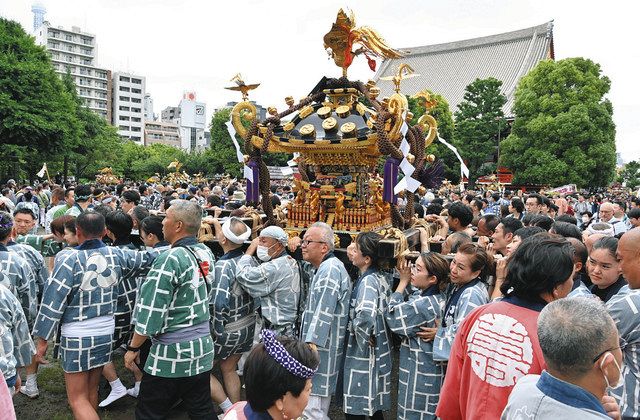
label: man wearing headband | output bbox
[65,184,93,217]
[236,225,302,337]
[207,217,255,415]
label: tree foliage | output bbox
[0,18,80,180]
[500,58,616,187]
[618,160,640,189]
[453,77,507,187]
[408,93,460,182]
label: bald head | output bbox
[618,229,640,288]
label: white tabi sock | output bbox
[26,374,37,386]
[110,378,126,391]
[220,398,233,412]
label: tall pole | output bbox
[496,118,501,174]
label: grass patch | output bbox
[38,363,67,395]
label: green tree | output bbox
[500,58,616,187]
[618,160,640,189]
[408,93,460,182]
[0,18,80,180]
[205,108,242,176]
[453,77,507,187]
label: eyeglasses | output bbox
[301,239,326,246]
[592,346,622,363]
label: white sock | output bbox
[109,378,125,392]
[220,398,233,412]
[26,374,37,386]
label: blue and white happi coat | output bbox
[0,244,38,327]
[32,239,157,372]
[607,286,640,419]
[211,248,255,360]
[432,279,488,361]
[342,269,392,416]
[112,241,145,348]
[236,252,300,336]
[7,240,48,297]
[386,285,444,420]
[0,283,35,383]
[300,253,351,398]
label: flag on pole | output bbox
[37,163,47,178]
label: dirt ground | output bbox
[13,346,400,420]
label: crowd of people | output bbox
[0,175,639,420]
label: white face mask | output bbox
[601,352,624,390]
[256,244,276,262]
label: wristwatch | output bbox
[126,344,141,352]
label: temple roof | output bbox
[374,21,554,118]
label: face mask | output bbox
[601,352,624,390]
[257,244,275,262]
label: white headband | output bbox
[222,218,251,244]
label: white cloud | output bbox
[2,0,638,161]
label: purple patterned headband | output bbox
[261,330,317,379]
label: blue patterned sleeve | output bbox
[236,256,281,298]
[386,292,440,337]
[11,292,36,367]
[116,248,159,276]
[302,261,343,348]
[211,260,232,338]
[32,251,76,340]
[352,275,378,353]
[433,285,488,361]
[14,261,38,326]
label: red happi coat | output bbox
[436,297,547,420]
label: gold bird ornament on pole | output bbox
[225,73,260,101]
[323,9,404,77]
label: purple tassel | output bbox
[246,160,260,203]
[383,157,400,204]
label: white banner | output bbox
[437,135,470,179]
[225,120,245,163]
[37,163,47,178]
[549,184,577,194]
[243,165,253,183]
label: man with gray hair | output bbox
[291,222,351,420]
[124,200,216,418]
[503,297,622,419]
[236,225,301,336]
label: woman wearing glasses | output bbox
[341,232,392,420]
[386,252,450,420]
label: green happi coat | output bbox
[133,237,215,378]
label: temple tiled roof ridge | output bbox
[374,21,554,119]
